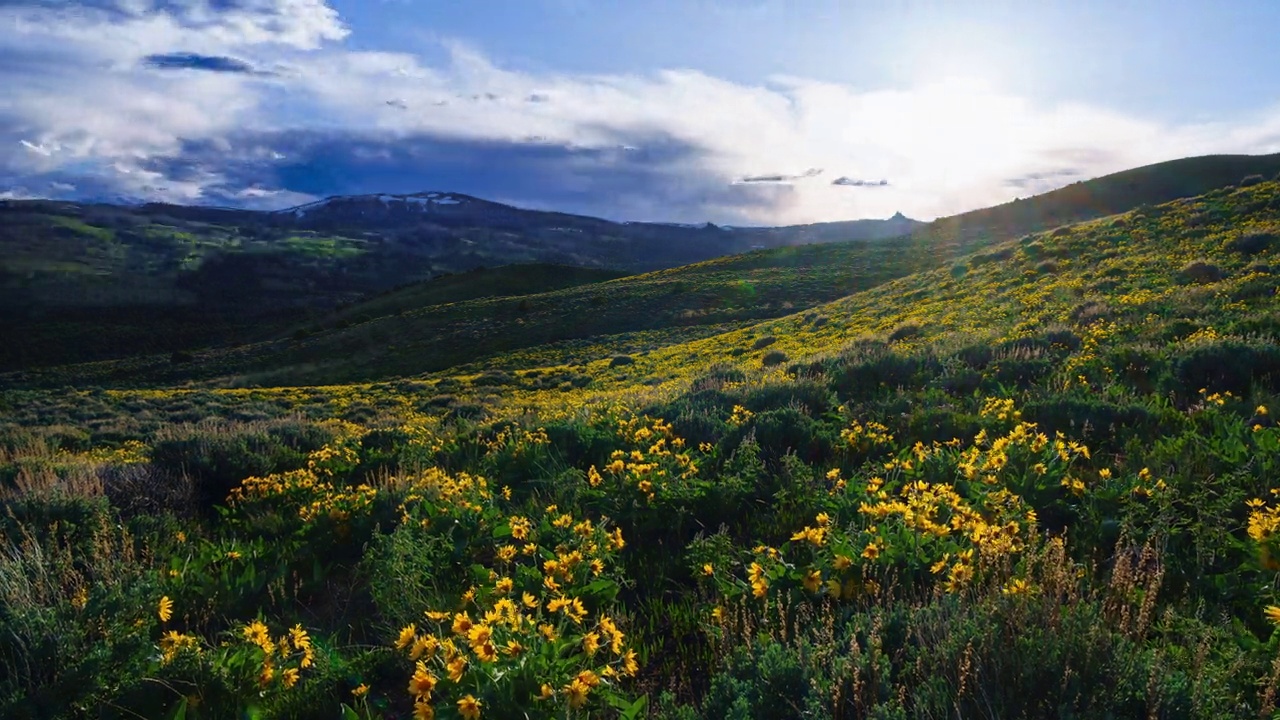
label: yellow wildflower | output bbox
[803,569,822,593]
[564,679,591,709]
[396,624,417,650]
[158,596,173,623]
[446,655,467,682]
[1266,606,1280,626]
[457,694,481,720]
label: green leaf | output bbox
[608,694,648,720]
[166,697,188,720]
[340,703,360,720]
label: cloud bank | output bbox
[2,0,1280,224]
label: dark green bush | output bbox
[934,368,983,396]
[752,335,778,350]
[887,324,921,342]
[1225,230,1278,255]
[740,379,833,416]
[732,407,834,467]
[832,350,942,401]
[952,343,994,369]
[609,354,636,367]
[1167,338,1280,397]
[761,350,789,367]
[698,640,818,720]
[983,355,1054,389]
[472,370,515,386]
[1022,397,1164,451]
[1180,260,1223,284]
[150,419,334,509]
[694,363,748,387]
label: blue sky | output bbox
[2,0,1279,224]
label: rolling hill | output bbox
[5,166,1280,718]
[0,193,920,371]
[11,153,1279,389]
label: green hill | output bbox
[6,169,1280,718]
[0,195,912,371]
[18,154,1279,389]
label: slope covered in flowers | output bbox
[4,177,1280,718]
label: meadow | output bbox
[5,175,1280,718]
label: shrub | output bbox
[472,370,515,386]
[831,350,942,401]
[1230,274,1279,301]
[100,464,196,518]
[738,407,834,467]
[761,350,789,367]
[751,335,777,350]
[934,368,983,396]
[609,354,636,367]
[150,419,334,510]
[969,247,1014,267]
[952,343,994,369]
[445,402,489,423]
[694,363,748,388]
[1225,230,1277,255]
[740,379,834,416]
[887,324,921,342]
[1179,260,1223,284]
[1022,397,1163,451]
[1167,338,1280,397]
[1034,260,1059,274]
[983,355,1054,389]
[1105,346,1165,392]
[1240,173,1266,187]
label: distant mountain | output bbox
[0,192,919,370]
[5,150,1279,375]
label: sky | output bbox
[3,0,1280,225]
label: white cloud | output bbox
[1,3,1279,222]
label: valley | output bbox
[5,157,1280,719]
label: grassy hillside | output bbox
[6,175,1280,718]
[0,196,911,372]
[19,156,1276,390]
[6,154,1278,377]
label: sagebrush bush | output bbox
[1226,229,1278,255]
[761,349,788,367]
[1167,337,1280,397]
[1180,259,1223,284]
[150,418,334,509]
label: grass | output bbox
[7,168,1280,718]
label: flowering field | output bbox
[5,177,1280,717]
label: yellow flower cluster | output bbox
[241,620,314,689]
[229,468,378,527]
[159,631,201,663]
[396,467,493,521]
[483,426,550,456]
[841,420,895,451]
[979,397,1021,422]
[595,415,696,502]
[395,503,635,716]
